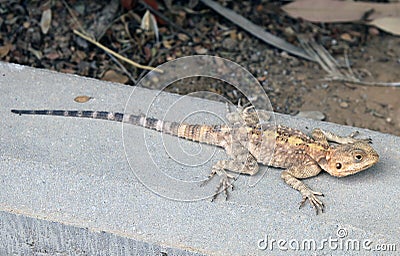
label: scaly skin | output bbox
[11,107,379,214]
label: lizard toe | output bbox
[299,190,325,214]
[210,170,235,201]
[348,131,372,144]
[200,169,218,187]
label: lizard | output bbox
[10,105,379,214]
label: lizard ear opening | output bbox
[318,157,327,165]
[336,163,342,169]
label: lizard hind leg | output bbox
[202,151,259,201]
[225,100,271,127]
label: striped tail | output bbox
[11,109,224,145]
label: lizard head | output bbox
[321,141,379,177]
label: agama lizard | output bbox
[11,105,379,214]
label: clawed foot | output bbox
[348,131,372,144]
[201,169,236,201]
[226,99,271,127]
[299,189,325,215]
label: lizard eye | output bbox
[336,163,342,169]
[354,154,363,161]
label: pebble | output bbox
[368,27,380,36]
[340,33,353,42]
[221,37,237,51]
[340,102,349,108]
[321,83,329,89]
[284,27,295,37]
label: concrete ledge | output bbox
[1,62,399,255]
[0,210,204,255]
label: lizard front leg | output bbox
[280,162,324,214]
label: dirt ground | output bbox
[1,1,399,135]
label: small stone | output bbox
[280,51,290,59]
[284,27,295,37]
[194,46,207,54]
[250,53,260,62]
[290,58,300,67]
[368,27,380,36]
[340,33,353,42]
[221,37,237,50]
[340,102,349,108]
[297,74,306,81]
[23,21,30,28]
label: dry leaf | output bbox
[282,0,400,23]
[102,70,129,84]
[194,45,208,54]
[40,8,52,34]
[140,10,159,42]
[27,46,43,59]
[177,33,190,41]
[0,43,12,58]
[45,52,60,60]
[71,50,87,63]
[370,17,400,36]
[162,39,173,49]
[74,96,93,103]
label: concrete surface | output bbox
[0,61,399,255]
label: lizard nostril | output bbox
[355,154,363,161]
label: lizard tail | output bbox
[11,109,222,145]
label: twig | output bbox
[324,78,400,87]
[344,49,356,78]
[120,12,136,44]
[200,0,399,87]
[300,38,400,87]
[73,29,163,73]
[63,1,150,80]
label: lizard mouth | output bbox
[339,162,377,177]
